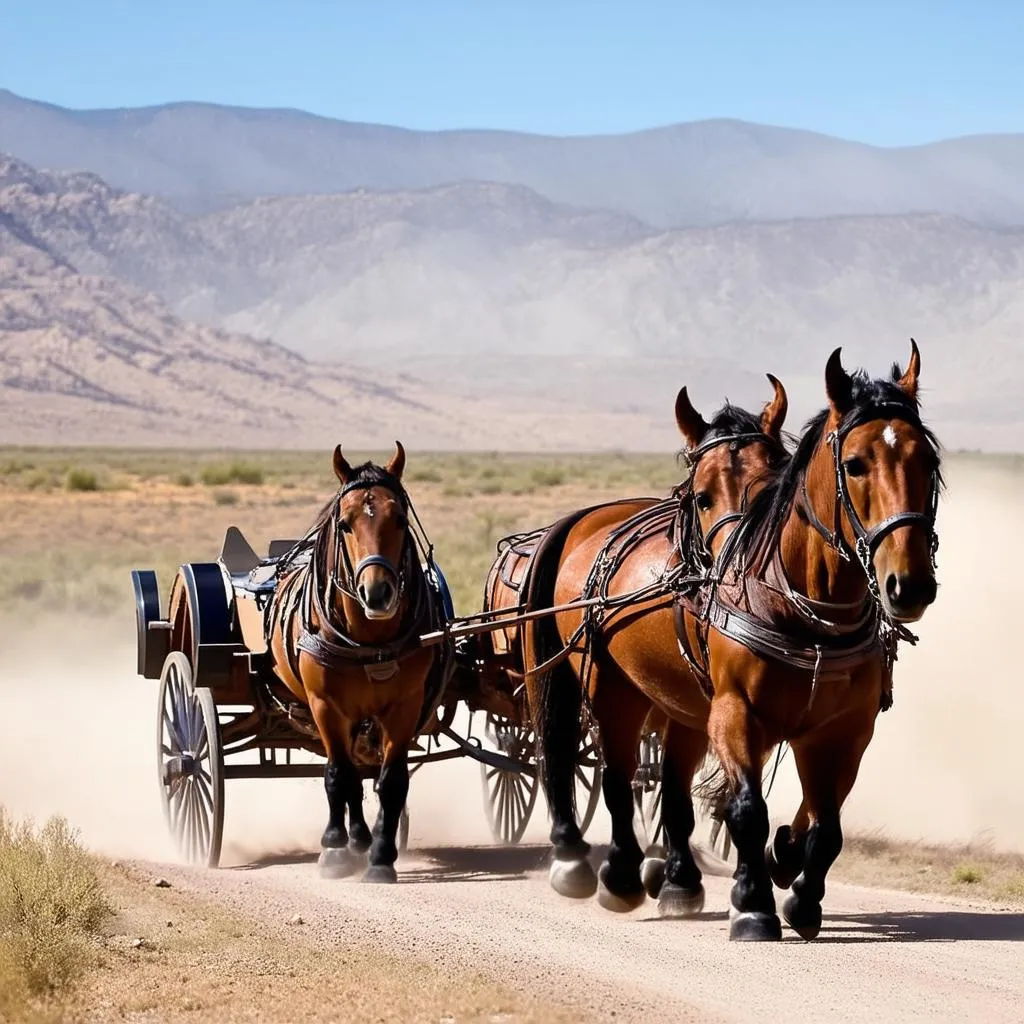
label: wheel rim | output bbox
[634,731,664,849]
[479,714,539,845]
[157,653,223,867]
[574,727,603,837]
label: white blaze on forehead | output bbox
[882,424,899,449]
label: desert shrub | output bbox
[952,863,983,885]
[200,462,264,486]
[213,489,240,506]
[0,810,109,1001]
[65,469,99,492]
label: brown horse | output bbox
[529,343,941,941]
[689,342,941,940]
[267,443,449,882]
[519,377,790,915]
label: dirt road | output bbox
[137,843,1024,1024]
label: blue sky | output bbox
[1,0,1021,144]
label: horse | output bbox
[526,342,941,938]
[685,341,941,940]
[515,376,791,915]
[266,442,451,883]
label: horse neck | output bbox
[776,437,868,616]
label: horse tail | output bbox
[693,750,731,824]
[523,508,594,850]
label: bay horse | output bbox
[687,341,941,940]
[518,376,791,915]
[267,443,450,882]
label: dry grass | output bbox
[0,809,110,1021]
[833,832,1024,905]
[0,445,683,621]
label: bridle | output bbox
[326,474,411,609]
[680,430,789,568]
[800,401,941,602]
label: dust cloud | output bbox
[0,456,1020,867]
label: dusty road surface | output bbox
[133,844,1024,1024]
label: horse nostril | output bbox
[362,579,395,611]
[885,574,900,603]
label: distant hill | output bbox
[3,152,1023,451]
[3,89,1024,228]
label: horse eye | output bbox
[338,519,353,534]
[695,492,713,511]
[843,457,867,478]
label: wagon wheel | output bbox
[574,725,603,838]
[157,651,224,868]
[634,731,664,852]
[479,714,540,845]
[634,734,734,862]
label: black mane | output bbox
[723,365,943,572]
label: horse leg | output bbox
[526,653,598,899]
[781,718,875,940]
[591,669,649,913]
[649,721,708,918]
[766,800,810,891]
[362,743,409,884]
[707,691,780,941]
[310,699,363,879]
[346,775,372,854]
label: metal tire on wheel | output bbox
[157,651,225,868]
[479,714,540,845]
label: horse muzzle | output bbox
[881,570,937,623]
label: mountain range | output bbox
[1,90,1023,451]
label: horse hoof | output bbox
[596,863,645,913]
[782,893,822,941]
[728,910,783,942]
[640,857,666,899]
[658,882,705,919]
[362,864,398,884]
[766,825,801,891]
[318,847,361,880]
[549,856,598,899]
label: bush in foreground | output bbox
[0,810,110,1010]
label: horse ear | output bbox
[760,373,788,439]
[385,440,406,479]
[333,444,353,484]
[895,338,921,401]
[825,348,854,416]
[675,387,709,448]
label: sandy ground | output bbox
[129,848,1024,1024]
[2,454,1024,1020]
